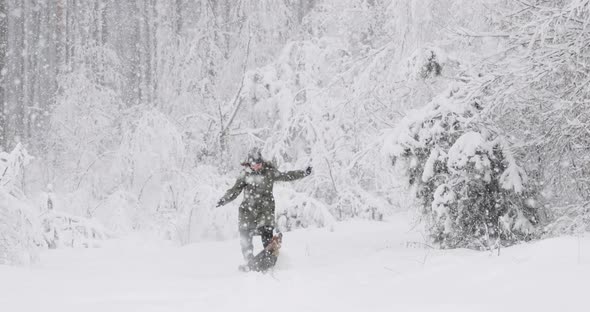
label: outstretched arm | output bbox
[273,166,312,182]
[217,177,246,207]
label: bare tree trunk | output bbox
[35,0,52,154]
[28,0,42,144]
[0,0,7,150]
[101,0,108,46]
[297,0,316,23]
[65,0,71,67]
[223,0,230,57]
[92,0,101,83]
[175,0,182,36]
[22,0,30,142]
[131,0,142,106]
[66,0,77,69]
[55,0,66,75]
[151,0,159,106]
[144,0,153,105]
[8,0,26,145]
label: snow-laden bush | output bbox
[116,109,186,232]
[50,58,123,187]
[405,47,446,80]
[0,189,40,265]
[45,49,125,222]
[174,165,251,244]
[274,186,337,232]
[91,190,139,235]
[0,143,33,196]
[383,85,539,249]
[0,144,41,264]
[30,182,113,250]
[40,210,112,249]
[545,203,590,235]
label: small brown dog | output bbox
[239,233,282,272]
[267,232,282,256]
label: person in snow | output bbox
[216,148,312,262]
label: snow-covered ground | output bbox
[1,213,589,312]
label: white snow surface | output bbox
[1,213,589,312]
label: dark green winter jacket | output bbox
[218,163,308,230]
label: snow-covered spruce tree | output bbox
[384,85,538,249]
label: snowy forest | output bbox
[1,0,590,310]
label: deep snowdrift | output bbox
[1,213,589,312]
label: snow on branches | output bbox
[0,143,33,198]
[115,110,187,234]
[383,85,538,249]
[0,145,40,264]
[237,37,391,223]
[0,188,40,265]
[465,0,590,234]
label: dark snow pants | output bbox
[239,225,274,261]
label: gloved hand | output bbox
[216,200,224,207]
[305,166,313,176]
